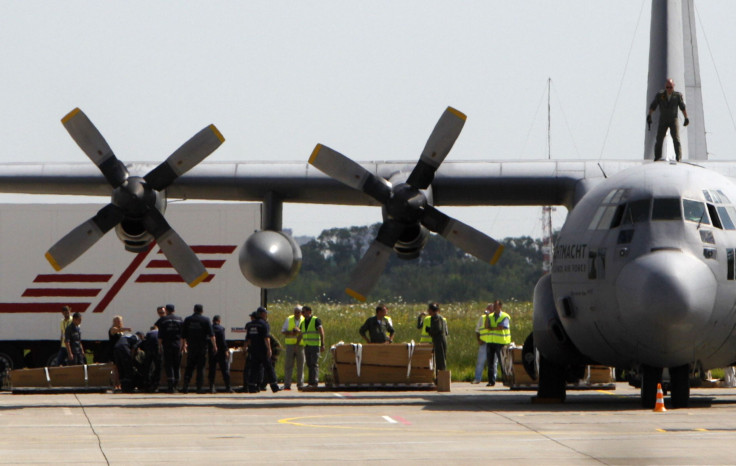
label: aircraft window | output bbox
[652,198,681,220]
[683,199,710,224]
[728,249,735,280]
[588,207,606,230]
[610,189,629,204]
[727,207,736,226]
[717,190,731,204]
[617,229,634,244]
[609,204,625,228]
[602,190,617,204]
[707,204,723,229]
[717,206,736,230]
[699,229,715,244]
[621,199,650,224]
[596,206,619,230]
[703,190,713,203]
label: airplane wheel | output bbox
[537,355,566,401]
[669,364,690,408]
[640,364,663,409]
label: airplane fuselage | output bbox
[551,162,736,371]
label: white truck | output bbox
[0,202,261,377]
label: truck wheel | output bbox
[0,346,23,387]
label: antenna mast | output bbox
[542,77,556,274]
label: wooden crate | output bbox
[333,363,435,385]
[331,343,433,368]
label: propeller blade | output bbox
[309,144,392,203]
[422,205,504,264]
[406,106,466,189]
[144,124,225,191]
[45,204,124,271]
[345,220,404,301]
[346,241,393,302]
[143,209,208,287]
[61,108,129,188]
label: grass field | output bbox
[264,300,533,383]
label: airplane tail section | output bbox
[644,0,707,161]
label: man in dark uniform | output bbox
[208,315,232,393]
[359,304,395,344]
[647,78,690,161]
[139,326,160,392]
[244,307,279,393]
[156,303,184,393]
[65,312,85,365]
[113,332,142,393]
[182,304,216,394]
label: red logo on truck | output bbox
[0,244,237,314]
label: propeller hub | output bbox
[112,176,157,216]
[386,183,426,222]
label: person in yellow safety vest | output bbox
[485,300,511,387]
[280,305,305,390]
[55,305,73,366]
[417,303,448,370]
[472,303,495,384]
[416,309,433,343]
[359,304,395,343]
[297,305,325,388]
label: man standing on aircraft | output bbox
[472,303,494,384]
[485,300,511,387]
[156,303,184,393]
[426,303,448,371]
[181,304,216,394]
[55,305,73,366]
[298,305,325,388]
[280,305,305,391]
[359,304,395,344]
[647,78,689,162]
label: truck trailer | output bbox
[0,202,261,379]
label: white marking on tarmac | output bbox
[382,416,397,424]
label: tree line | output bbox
[271,224,547,303]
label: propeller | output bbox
[46,108,225,287]
[309,106,504,301]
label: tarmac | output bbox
[2,382,736,465]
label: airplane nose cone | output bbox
[616,250,716,354]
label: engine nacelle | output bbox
[115,220,154,253]
[393,224,429,260]
[533,273,589,366]
[239,230,302,288]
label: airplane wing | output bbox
[0,159,654,210]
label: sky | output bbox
[1,1,736,240]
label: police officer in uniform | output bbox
[113,332,142,393]
[182,304,216,394]
[244,307,280,393]
[208,315,232,393]
[647,78,689,161]
[156,303,184,393]
[139,326,160,392]
[65,312,85,365]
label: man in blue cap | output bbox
[182,304,215,394]
[244,307,279,393]
[155,303,184,393]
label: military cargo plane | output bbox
[0,0,732,408]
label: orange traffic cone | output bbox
[653,383,666,412]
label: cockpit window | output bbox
[621,199,650,225]
[703,190,713,203]
[717,190,731,204]
[717,206,736,230]
[683,199,710,224]
[652,198,681,220]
